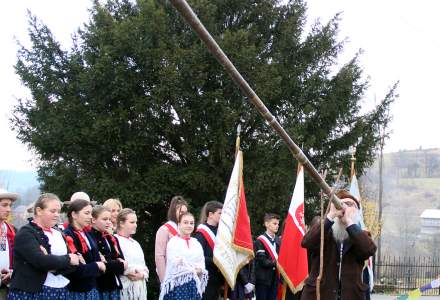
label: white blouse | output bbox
[115,234,149,300]
[43,229,70,288]
[159,236,208,300]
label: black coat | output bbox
[254,233,280,286]
[89,228,125,292]
[10,222,75,293]
[193,223,224,285]
[63,225,103,292]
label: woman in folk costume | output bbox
[114,209,149,300]
[155,195,188,283]
[160,212,208,300]
[193,201,223,300]
[90,206,127,300]
[63,199,106,300]
[8,193,80,300]
[102,198,123,234]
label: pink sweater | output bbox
[154,224,175,282]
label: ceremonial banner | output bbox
[350,173,374,292]
[277,165,308,293]
[213,150,254,288]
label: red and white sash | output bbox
[196,224,216,250]
[162,221,178,237]
[257,234,278,261]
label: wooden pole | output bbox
[169,0,343,209]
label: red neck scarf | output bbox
[64,235,78,253]
[73,229,89,253]
[32,221,52,233]
[102,231,120,255]
[180,235,191,248]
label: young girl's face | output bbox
[110,204,121,226]
[37,199,61,228]
[72,205,93,229]
[179,214,195,236]
[93,211,112,233]
[119,213,138,236]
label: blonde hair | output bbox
[103,198,123,210]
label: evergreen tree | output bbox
[12,0,396,293]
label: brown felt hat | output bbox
[336,189,360,209]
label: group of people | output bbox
[153,193,376,300]
[0,189,147,300]
[0,186,376,300]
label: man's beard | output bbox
[331,211,361,243]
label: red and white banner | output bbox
[350,173,374,292]
[213,150,254,289]
[277,165,308,293]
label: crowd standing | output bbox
[0,187,375,300]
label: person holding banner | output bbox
[254,213,281,300]
[300,190,376,300]
[155,195,188,283]
[160,212,208,300]
[193,201,223,300]
[228,263,255,300]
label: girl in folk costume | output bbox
[0,188,18,299]
[102,198,123,234]
[63,199,106,300]
[90,206,128,300]
[114,209,149,300]
[160,212,208,300]
[8,193,80,300]
[254,213,281,300]
[193,201,223,300]
[155,195,188,283]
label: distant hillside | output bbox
[0,170,39,191]
[0,170,40,207]
[362,147,440,258]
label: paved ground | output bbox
[372,295,440,299]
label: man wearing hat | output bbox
[300,190,377,300]
[0,188,18,299]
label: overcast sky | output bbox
[1,0,439,171]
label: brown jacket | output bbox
[300,219,376,300]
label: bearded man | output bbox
[300,190,376,300]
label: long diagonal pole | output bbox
[169,0,343,209]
